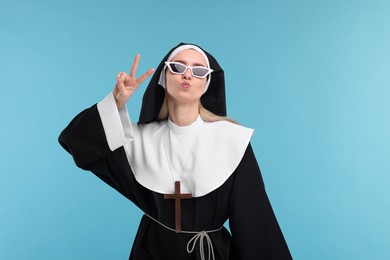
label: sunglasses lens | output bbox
[192,67,209,78]
[169,63,186,74]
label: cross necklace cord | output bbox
[163,125,200,233]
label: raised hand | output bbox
[113,54,155,109]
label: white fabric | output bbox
[97,93,133,151]
[165,115,203,181]
[97,93,254,197]
[158,44,211,94]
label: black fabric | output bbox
[58,105,292,259]
[138,42,226,124]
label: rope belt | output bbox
[144,213,223,260]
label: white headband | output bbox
[158,44,211,94]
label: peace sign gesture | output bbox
[113,54,155,109]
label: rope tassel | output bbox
[187,231,216,260]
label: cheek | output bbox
[197,80,207,91]
[165,72,179,86]
[164,74,173,91]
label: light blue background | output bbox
[1,0,389,259]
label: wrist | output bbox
[113,93,122,109]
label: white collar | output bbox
[126,119,254,197]
[167,115,203,134]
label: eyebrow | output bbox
[172,59,206,67]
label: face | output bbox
[165,49,208,105]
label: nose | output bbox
[182,67,192,79]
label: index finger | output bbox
[129,54,140,78]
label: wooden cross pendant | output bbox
[164,181,192,233]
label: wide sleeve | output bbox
[58,93,138,202]
[228,144,292,259]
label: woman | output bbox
[59,43,292,260]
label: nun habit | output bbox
[58,43,292,260]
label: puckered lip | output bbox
[181,82,191,88]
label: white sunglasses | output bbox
[165,61,213,79]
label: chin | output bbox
[169,94,201,104]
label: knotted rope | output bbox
[144,213,222,260]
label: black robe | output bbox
[59,104,292,260]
